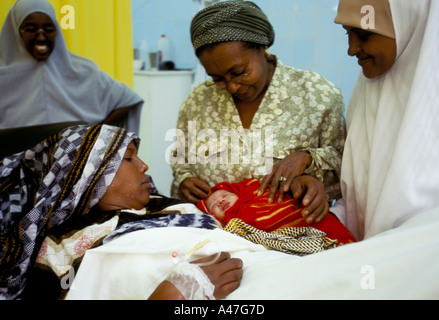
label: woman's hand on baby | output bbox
[197,252,243,300]
[259,151,312,203]
[180,177,211,204]
[290,175,328,224]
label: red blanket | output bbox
[197,178,356,244]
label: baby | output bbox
[196,178,356,245]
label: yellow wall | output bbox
[0,0,16,25]
[0,0,134,87]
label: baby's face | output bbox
[206,189,239,221]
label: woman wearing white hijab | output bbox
[0,0,143,133]
[333,0,439,240]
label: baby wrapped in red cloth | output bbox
[196,178,356,245]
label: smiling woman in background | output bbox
[0,0,143,133]
[332,0,439,240]
[171,1,347,225]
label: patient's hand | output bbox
[148,252,243,300]
[198,252,243,300]
[148,280,186,300]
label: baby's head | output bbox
[197,189,239,221]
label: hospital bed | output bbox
[2,123,438,300]
[66,205,439,300]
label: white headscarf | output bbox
[0,0,143,133]
[336,0,439,239]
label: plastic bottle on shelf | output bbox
[158,34,171,63]
[139,40,150,70]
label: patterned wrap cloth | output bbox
[224,218,339,256]
[171,58,345,201]
[0,125,135,299]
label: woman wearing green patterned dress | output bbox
[171,1,346,225]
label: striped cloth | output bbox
[224,218,338,256]
[0,124,136,299]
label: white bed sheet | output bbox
[66,207,439,300]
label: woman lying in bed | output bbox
[0,124,242,300]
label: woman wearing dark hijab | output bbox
[0,124,242,300]
[171,1,346,225]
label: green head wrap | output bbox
[190,1,275,54]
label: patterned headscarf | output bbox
[0,124,137,299]
[190,0,275,53]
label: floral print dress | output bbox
[170,57,346,202]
